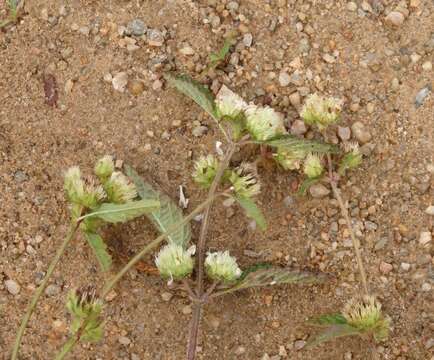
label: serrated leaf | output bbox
[262,134,339,154]
[235,196,267,231]
[297,177,322,196]
[164,73,219,120]
[307,324,361,348]
[216,267,327,296]
[83,200,160,223]
[84,232,112,272]
[309,313,348,326]
[125,166,192,247]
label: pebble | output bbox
[347,2,357,11]
[147,29,164,47]
[425,205,434,216]
[290,120,307,135]
[192,125,208,137]
[127,19,146,36]
[118,336,131,346]
[14,170,28,183]
[288,92,301,108]
[337,126,351,141]
[112,72,128,92]
[419,231,432,246]
[415,86,431,107]
[161,292,173,301]
[385,11,405,27]
[309,184,330,198]
[64,79,74,94]
[278,72,291,87]
[234,346,246,355]
[422,61,432,71]
[45,284,61,296]
[182,305,192,315]
[379,261,393,274]
[152,79,163,91]
[243,33,253,47]
[180,46,195,56]
[127,79,145,96]
[294,340,306,350]
[351,121,372,144]
[322,53,336,64]
[5,279,20,295]
[421,283,431,292]
[400,262,410,271]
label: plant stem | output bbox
[326,154,369,296]
[11,222,81,360]
[54,336,79,360]
[101,195,217,298]
[187,143,237,360]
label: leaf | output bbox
[263,134,339,154]
[125,166,192,247]
[297,177,321,196]
[164,73,219,120]
[235,196,267,231]
[309,313,348,326]
[217,267,328,296]
[83,200,160,224]
[306,324,361,348]
[209,37,234,66]
[84,232,112,272]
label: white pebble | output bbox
[5,279,20,295]
[419,231,432,246]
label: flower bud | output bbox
[104,171,137,204]
[192,155,219,189]
[229,167,260,198]
[155,244,194,281]
[64,166,85,204]
[338,142,362,175]
[300,94,342,130]
[343,296,390,342]
[205,251,242,283]
[245,105,286,141]
[81,177,106,209]
[216,85,247,119]
[273,148,306,170]
[303,153,324,179]
[94,155,115,182]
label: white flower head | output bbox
[273,148,306,170]
[64,166,85,204]
[94,155,115,182]
[104,171,137,204]
[81,176,106,209]
[245,105,286,141]
[216,85,248,119]
[205,251,242,283]
[229,166,261,198]
[155,243,194,281]
[300,93,342,130]
[338,142,363,175]
[192,155,219,189]
[303,153,324,179]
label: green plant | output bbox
[0,0,21,29]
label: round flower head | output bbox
[300,93,342,130]
[303,153,324,179]
[192,155,219,189]
[81,176,106,209]
[205,251,242,283]
[155,243,195,281]
[229,166,261,198]
[273,148,306,170]
[338,142,362,175]
[245,105,286,141]
[64,166,85,204]
[343,295,390,341]
[104,171,137,204]
[94,155,115,182]
[216,85,248,119]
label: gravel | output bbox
[127,19,146,36]
[351,121,372,144]
[112,72,128,92]
[278,71,290,87]
[5,279,20,295]
[45,284,61,296]
[309,184,330,198]
[419,231,432,246]
[385,11,405,27]
[243,33,253,47]
[425,206,434,216]
[415,86,431,108]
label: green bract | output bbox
[339,142,363,175]
[273,148,306,170]
[205,251,242,283]
[303,153,324,179]
[229,167,260,199]
[300,93,342,130]
[104,171,137,204]
[245,105,286,141]
[192,155,219,189]
[94,155,115,182]
[155,243,195,280]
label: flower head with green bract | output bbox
[300,93,342,130]
[192,155,219,189]
[94,155,115,182]
[245,105,286,141]
[303,153,324,179]
[155,243,195,281]
[229,166,260,199]
[216,85,247,119]
[273,148,307,170]
[205,251,242,283]
[103,171,137,204]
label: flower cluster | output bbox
[229,166,261,199]
[155,243,195,281]
[192,155,219,189]
[103,171,137,204]
[205,251,241,283]
[300,93,342,131]
[303,153,324,179]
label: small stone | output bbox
[152,79,163,91]
[421,283,431,292]
[45,284,61,296]
[422,61,432,71]
[192,125,208,137]
[180,46,195,56]
[14,170,28,183]
[322,53,336,64]
[5,279,20,295]
[288,92,301,108]
[290,120,307,135]
[415,86,431,108]
[64,79,74,94]
[337,126,351,141]
[118,336,131,346]
[425,206,434,215]
[112,72,128,92]
[347,2,357,11]
[278,345,287,357]
[234,346,246,355]
[210,15,221,28]
[410,53,421,63]
[227,1,239,11]
[294,340,306,350]
[182,305,192,315]
[424,338,434,350]
[243,33,253,47]
[127,19,146,36]
[400,263,410,271]
[147,29,164,47]
[419,231,432,246]
[161,292,173,301]
[278,72,291,87]
[105,290,118,301]
[79,26,90,36]
[385,11,405,27]
[351,121,372,144]
[379,261,393,274]
[309,184,330,198]
[127,79,145,96]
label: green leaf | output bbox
[216,267,328,296]
[209,37,234,66]
[306,324,361,348]
[84,232,112,272]
[309,313,348,326]
[125,166,192,247]
[164,73,219,120]
[297,176,322,196]
[235,196,267,231]
[263,134,339,154]
[83,200,160,223]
